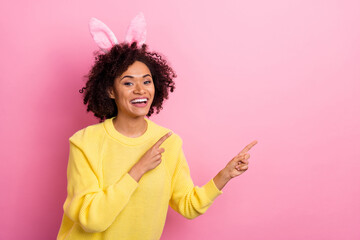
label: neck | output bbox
[112,113,148,138]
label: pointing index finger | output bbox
[153,131,173,148]
[238,140,258,155]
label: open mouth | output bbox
[130,98,148,107]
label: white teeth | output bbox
[131,98,147,103]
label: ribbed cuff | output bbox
[115,173,139,196]
[124,173,139,187]
[203,178,223,202]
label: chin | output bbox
[130,109,150,118]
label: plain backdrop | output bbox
[0,0,359,239]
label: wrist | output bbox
[213,169,231,191]
[220,168,231,181]
[128,164,144,182]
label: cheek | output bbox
[148,84,155,97]
[116,88,131,105]
[120,97,129,105]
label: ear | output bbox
[89,17,119,52]
[124,12,147,47]
[108,87,115,99]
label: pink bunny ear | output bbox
[124,12,147,47]
[89,17,119,52]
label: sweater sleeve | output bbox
[169,143,223,220]
[63,140,139,233]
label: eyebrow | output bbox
[121,74,152,80]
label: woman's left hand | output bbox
[213,140,258,191]
[225,140,258,179]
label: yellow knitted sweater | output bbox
[57,117,223,240]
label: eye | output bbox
[124,82,133,86]
[144,80,152,84]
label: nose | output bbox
[133,82,146,94]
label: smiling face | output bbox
[108,60,155,118]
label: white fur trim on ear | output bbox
[124,12,147,47]
[89,17,119,52]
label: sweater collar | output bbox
[103,117,154,146]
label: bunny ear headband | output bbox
[89,12,147,53]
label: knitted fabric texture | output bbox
[57,117,223,240]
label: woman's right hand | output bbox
[128,131,172,182]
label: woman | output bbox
[57,16,257,240]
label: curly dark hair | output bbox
[79,41,177,122]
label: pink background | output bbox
[1,0,359,239]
